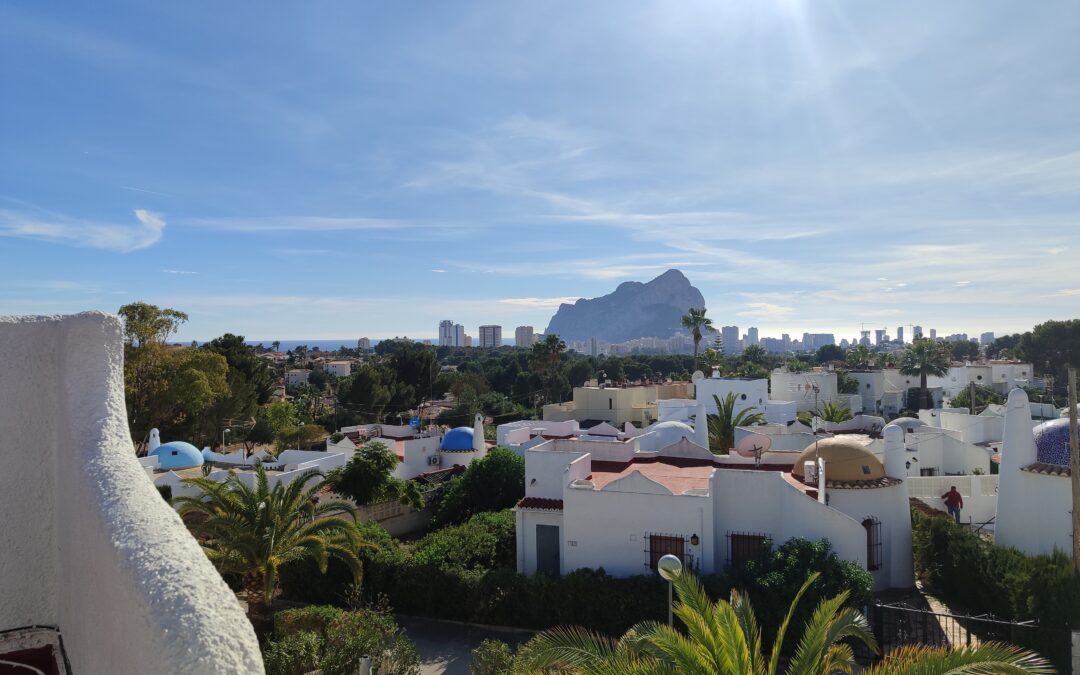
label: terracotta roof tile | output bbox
[1021,462,1071,477]
[516,497,564,510]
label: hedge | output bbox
[279,514,872,639]
[912,507,1080,629]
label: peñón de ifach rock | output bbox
[544,269,706,343]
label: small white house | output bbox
[325,360,352,378]
[285,369,310,387]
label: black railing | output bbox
[858,602,1071,672]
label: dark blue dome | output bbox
[1034,418,1076,466]
[441,426,475,451]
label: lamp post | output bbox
[657,554,683,628]
[222,427,230,456]
[297,421,304,451]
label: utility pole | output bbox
[969,380,977,416]
[1068,367,1080,572]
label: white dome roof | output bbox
[649,420,696,448]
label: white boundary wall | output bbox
[0,313,262,673]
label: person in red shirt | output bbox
[942,486,964,524]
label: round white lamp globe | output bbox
[657,554,683,581]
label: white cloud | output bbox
[431,269,447,273]
[162,269,198,275]
[498,296,581,308]
[0,208,165,252]
[736,302,796,320]
[187,215,402,232]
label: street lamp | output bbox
[222,427,230,456]
[657,554,683,628]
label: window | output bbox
[863,517,882,571]
[646,533,687,570]
[920,467,937,477]
[609,398,613,410]
[727,532,768,567]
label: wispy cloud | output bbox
[0,208,165,252]
[498,296,581,308]
[162,269,198,275]
[186,215,402,232]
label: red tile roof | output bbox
[588,458,714,493]
[516,497,564,510]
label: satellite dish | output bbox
[736,433,772,460]
[691,370,705,383]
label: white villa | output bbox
[512,414,914,591]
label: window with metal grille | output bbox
[644,533,688,571]
[863,517,882,571]
[920,467,937,477]
[727,531,769,568]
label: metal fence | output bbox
[859,602,1071,672]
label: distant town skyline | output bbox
[2,2,1078,338]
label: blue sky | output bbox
[2,1,1078,342]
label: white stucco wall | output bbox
[525,450,588,500]
[711,470,870,578]
[517,509,566,575]
[0,313,262,673]
[826,484,914,590]
[561,481,715,576]
[395,436,442,479]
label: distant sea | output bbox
[243,339,379,351]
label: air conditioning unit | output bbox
[428,455,441,466]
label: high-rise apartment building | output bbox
[896,326,904,344]
[913,325,923,339]
[357,337,371,351]
[720,325,741,355]
[454,324,466,347]
[439,320,455,347]
[874,329,887,346]
[980,331,995,346]
[479,325,502,348]
[746,327,759,346]
[515,326,535,348]
[929,328,937,339]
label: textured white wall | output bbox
[0,313,262,673]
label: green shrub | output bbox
[470,639,514,675]
[274,605,344,638]
[157,484,173,503]
[912,507,1080,628]
[412,510,516,571]
[433,448,524,526]
[262,631,323,675]
[264,606,421,675]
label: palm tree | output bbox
[847,345,873,370]
[681,308,715,366]
[514,571,1052,675]
[899,338,950,411]
[802,400,854,425]
[707,393,765,454]
[866,643,1053,674]
[177,466,365,633]
[742,344,767,365]
[515,571,876,674]
[529,333,568,405]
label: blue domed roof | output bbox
[150,441,205,469]
[1034,418,1076,467]
[442,426,475,451]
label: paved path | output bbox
[395,615,536,675]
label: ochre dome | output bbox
[792,437,885,482]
